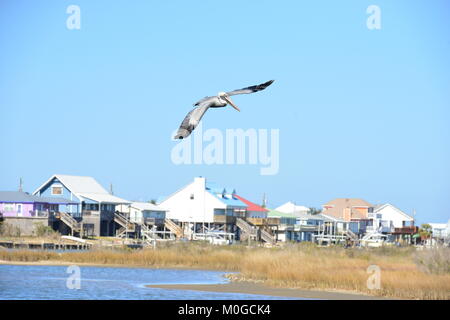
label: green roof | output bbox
[267,209,297,218]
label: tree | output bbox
[309,207,322,215]
[149,199,157,205]
[419,223,433,240]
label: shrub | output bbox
[0,223,21,237]
[34,222,58,238]
[414,247,450,275]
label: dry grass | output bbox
[1,242,449,300]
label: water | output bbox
[0,265,298,300]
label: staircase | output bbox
[344,229,358,241]
[362,231,383,241]
[141,224,158,246]
[59,212,81,236]
[260,227,276,244]
[236,218,257,241]
[164,218,183,238]
[114,212,136,238]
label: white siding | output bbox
[374,204,413,228]
[275,201,309,216]
[160,177,226,223]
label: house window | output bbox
[4,204,14,212]
[214,209,225,215]
[190,194,194,200]
[51,185,63,195]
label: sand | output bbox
[0,260,388,299]
[146,282,388,300]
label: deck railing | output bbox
[393,226,418,234]
[213,215,236,224]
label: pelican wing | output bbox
[194,95,215,106]
[226,80,274,96]
[174,101,212,139]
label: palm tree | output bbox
[419,223,433,243]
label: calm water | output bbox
[0,265,297,300]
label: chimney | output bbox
[194,176,206,189]
[343,207,351,221]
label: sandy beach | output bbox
[146,282,386,300]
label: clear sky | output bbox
[1,1,449,225]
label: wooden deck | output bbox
[0,240,91,250]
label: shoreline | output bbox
[146,282,386,300]
[0,260,224,271]
[0,260,386,300]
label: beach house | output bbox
[371,203,415,233]
[33,174,130,236]
[322,198,373,235]
[0,191,77,235]
[159,177,247,237]
[267,209,332,243]
[234,194,277,243]
[116,202,168,225]
[275,201,310,216]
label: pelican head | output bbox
[218,92,240,112]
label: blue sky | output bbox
[1,1,449,224]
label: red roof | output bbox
[234,194,268,212]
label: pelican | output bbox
[173,80,274,139]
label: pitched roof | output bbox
[0,191,40,203]
[33,174,129,204]
[234,195,267,212]
[158,177,247,208]
[130,202,167,212]
[316,213,345,222]
[208,190,247,207]
[0,191,76,204]
[373,203,413,220]
[267,209,297,218]
[275,201,310,214]
[323,198,372,208]
[322,198,373,220]
[205,182,247,208]
[77,193,130,204]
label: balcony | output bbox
[246,218,265,226]
[295,225,319,232]
[1,210,51,218]
[266,217,280,225]
[245,217,281,226]
[143,217,165,225]
[81,210,100,216]
[213,215,236,224]
[393,226,418,234]
[30,210,51,218]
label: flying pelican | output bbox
[173,80,275,139]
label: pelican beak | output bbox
[223,95,240,112]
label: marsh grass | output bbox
[1,242,449,299]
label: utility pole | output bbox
[110,183,114,195]
[18,178,23,192]
[262,193,267,208]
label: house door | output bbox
[17,204,23,217]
